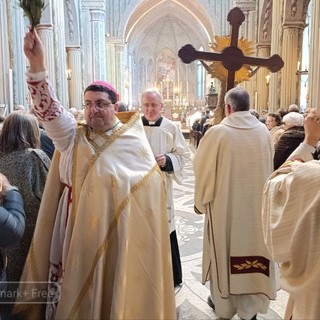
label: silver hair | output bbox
[283,112,304,128]
[141,89,163,103]
[224,87,250,112]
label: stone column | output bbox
[114,40,125,100]
[106,38,116,88]
[90,9,106,81]
[67,47,82,109]
[127,54,134,107]
[106,37,126,99]
[36,25,56,89]
[51,0,68,108]
[309,0,320,109]
[256,44,271,113]
[280,24,303,109]
[236,2,257,108]
[6,0,28,109]
[80,8,92,87]
[241,10,256,104]
[268,0,284,111]
[0,0,9,108]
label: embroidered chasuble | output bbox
[193,111,277,319]
[262,143,320,320]
[14,110,176,319]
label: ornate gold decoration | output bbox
[208,35,255,84]
[233,259,267,271]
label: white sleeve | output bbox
[288,142,315,162]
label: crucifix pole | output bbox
[226,7,245,91]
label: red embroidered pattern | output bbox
[27,78,63,121]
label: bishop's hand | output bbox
[304,108,320,148]
[24,29,46,73]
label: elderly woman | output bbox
[266,113,284,145]
[273,112,305,170]
[0,111,50,291]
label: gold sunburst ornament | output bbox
[20,0,45,32]
[209,35,255,83]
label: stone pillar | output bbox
[106,37,126,100]
[268,0,284,111]
[51,0,68,108]
[246,10,258,105]
[90,9,106,81]
[309,0,320,109]
[80,8,92,87]
[0,0,9,108]
[280,24,303,109]
[236,2,257,109]
[7,0,28,109]
[36,25,56,89]
[256,44,271,112]
[115,40,125,100]
[106,40,116,86]
[128,54,134,107]
[241,10,256,104]
[67,47,82,109]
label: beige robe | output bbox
[269,125,284,145]
[14,111,176,320]
[194,111,277,319]
[262,142,320,320]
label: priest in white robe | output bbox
[194,87,277,320]
[262,109,320,320]
[140,89,190,287]
[14,30,176,320]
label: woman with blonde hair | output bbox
[0,111,50,311]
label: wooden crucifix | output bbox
[178,7,284,91]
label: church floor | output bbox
[174,144,289,319]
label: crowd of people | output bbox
[0,27,319,320]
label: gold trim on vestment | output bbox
[71,124,80,230]
[67,164,160,319]
[28,241,40,281]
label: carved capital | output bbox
[82,1,105,11]
[235,1,256,12]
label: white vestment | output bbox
[194,111,277,319]
[262,142,320,320]
[143,117,190,233]
[14,77,176,320]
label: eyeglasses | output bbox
[84,100,113,110]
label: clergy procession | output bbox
[1,0,320,319]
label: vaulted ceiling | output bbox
[123,0,216,59]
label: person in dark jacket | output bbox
[274,112,305,170]
[0,172,25,317]
[0,173,25,247]
[199,109,210,132]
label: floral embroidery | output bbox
[230,256,270,277]
[233,259,267,271]
[27,78,63,121]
